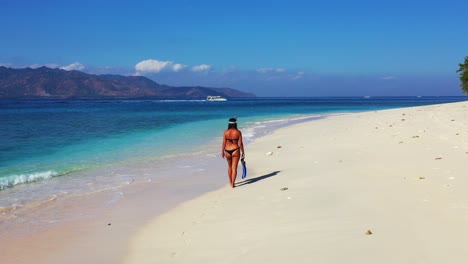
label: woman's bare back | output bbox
[224,129,241,149]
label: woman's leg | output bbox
[230,155,240,188]
[226,154,233,186]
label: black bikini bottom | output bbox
[224,148,239,155]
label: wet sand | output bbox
[0,154,227,264]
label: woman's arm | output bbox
[239,131,245,159]
[221,132,226,159]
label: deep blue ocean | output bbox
[1,96,467,210]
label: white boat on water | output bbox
[206,96,227,101]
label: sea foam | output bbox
[0,171,58,190]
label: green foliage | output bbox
[456,56,468,94]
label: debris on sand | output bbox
[267,152,273,156]
[435,157,442,160]
[280,187,288,191]
[365,230,373,235]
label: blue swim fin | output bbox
[241,158,247,179]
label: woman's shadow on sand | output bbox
[235,171,281,187]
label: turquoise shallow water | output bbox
[1,97,467,191]
[0,97,467,209]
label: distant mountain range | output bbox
[0,66,255,99]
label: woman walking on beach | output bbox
[222,117,245,188]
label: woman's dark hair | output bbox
[227,117,237,129]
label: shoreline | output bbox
[0,112,329,264]
[0,112,326,226]
[125,101,468,264]
[0,112,324,206]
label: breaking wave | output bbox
[0,171,59,190]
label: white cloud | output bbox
[257,67,286,73]
[135,59,170,73]
[61,62,86,71]
[135,59,186,73]
[172,63,186,72]
[382,76,397,80]
[191,64,211,72]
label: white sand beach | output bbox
[124,101,468,264]
[2,101,468,264]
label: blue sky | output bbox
[1,0,467,96]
